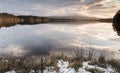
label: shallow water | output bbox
[0,22,120,58]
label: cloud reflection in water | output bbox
[0,22,119,58]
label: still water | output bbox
[0,22,120,58]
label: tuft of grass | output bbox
[108,60,120,72]
[98,55,106,64]
[97,54,107,68]
[89,59,98,65]
[89,56,107,68]
[86,68,103,73]
[0,58,30,73]
[70,60,82,71]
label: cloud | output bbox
[80,0,85,2]
[0,0,119,16]
[87,0,120,9]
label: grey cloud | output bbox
[0,0,119,16]
[0,0,82,15]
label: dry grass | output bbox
[70,60,82,71]
[0,49,119,72]
[86,68,103,73]
[108,59,120,72]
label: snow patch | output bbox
[5,70,16,73]
[5,60,116,73]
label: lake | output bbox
[0,22,120,59]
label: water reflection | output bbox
[0,21,47,28]
[0,21,119,59]
[0,21,99,28]
[0,22,17,28]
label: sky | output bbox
[0,0,120,17]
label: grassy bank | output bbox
[0,50,119,73]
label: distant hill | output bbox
[50,15,100,21]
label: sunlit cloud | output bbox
[0,0,119,17]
